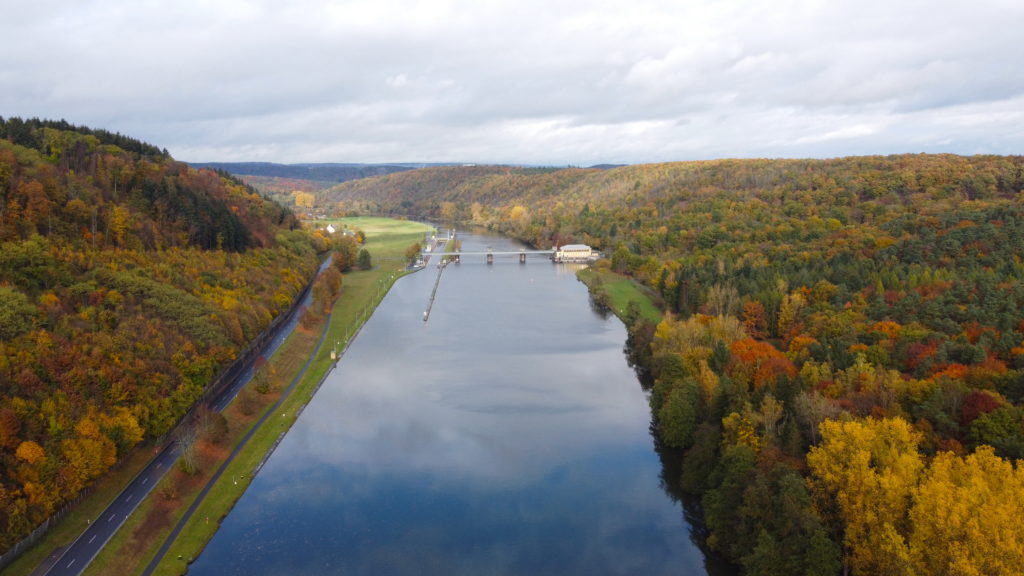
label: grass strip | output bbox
[128,218,428,576]
[577,266,663,325]
[7,218,428,576]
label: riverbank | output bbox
[178,227,713,574]
[130,218,428,576]
[576,264,663,325]
[7,218,429,576]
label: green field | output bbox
[577,267,663,325]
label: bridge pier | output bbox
[519,251,526,263]
[487,253,493,264]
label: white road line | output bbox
[88,534,97,544]
[142,477,149,484]
[66,559,76,568]
[126,493,133,502]
[108,513,116,522]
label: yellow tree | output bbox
[292,191,315,209]
[909,446,1024,575]
[108,205,131,247]
[15,440,46,465]
[807,417,923,576]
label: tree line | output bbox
[323,153,1024,575]
[0,123,324,551]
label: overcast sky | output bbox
[2,0,1022,165]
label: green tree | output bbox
[738,466,841,576]
[703,443,757,554]
[357,248,372,270]
[404,242,422,265]
[0,286,36,339]
[333,235,359,272]
[969,405,1024,458]
[657,379,702,448]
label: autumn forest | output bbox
[3,116,1024,575]
[325,155,1024,575]
[0,118,325,550]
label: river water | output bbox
[188,230,721,575]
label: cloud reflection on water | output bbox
[188,233,712,575]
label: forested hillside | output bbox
[188,162,419,214]
[0,118,323,550]
[325,154,1024,575]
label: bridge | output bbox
[423,249,555,264]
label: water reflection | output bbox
[188,231,720,575]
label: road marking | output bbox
[89,534,97,544]
[126,493,133,502]
[142,477,149,485]
[67,559,76,568]
[108,513,116,522]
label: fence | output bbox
[0,490,89,571]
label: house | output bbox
[555,244,593,262]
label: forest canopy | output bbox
[0,119,322,550]
[322,153,1024,575]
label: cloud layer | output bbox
[3,0,1022,164]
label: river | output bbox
[187,230,725,575]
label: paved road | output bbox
[141,305,335,575]
[41,258,330,576]
[43,443,178,576]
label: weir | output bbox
[423,259,448,321]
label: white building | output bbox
[555,244,593,262]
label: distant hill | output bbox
[0,118,323,551]
[321,164,585,218]
[187,162,420,183]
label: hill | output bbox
[188,162,433,212]
[0,118,324,550]
[186,161,417,185]
[322,154,1024,574]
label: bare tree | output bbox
[795,391,842,445]
[175,425,199,475]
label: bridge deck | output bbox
[423,250,554,256]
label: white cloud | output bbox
[1,0,1022,164]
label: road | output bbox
[40,258,330,576]
[42,443,178,576]
[141,303,336,575]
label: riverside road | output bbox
[39,258,328,576]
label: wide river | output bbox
[188,230,724,575]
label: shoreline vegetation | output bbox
[8,218,429,576]
[10,148,1024,576]
[0,120,327,572]
[322,156,1024,575]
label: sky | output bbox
[2,0,1023,165]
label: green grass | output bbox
[140,218,429,575]
[577,267,663,325]
[7,218,430,576]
